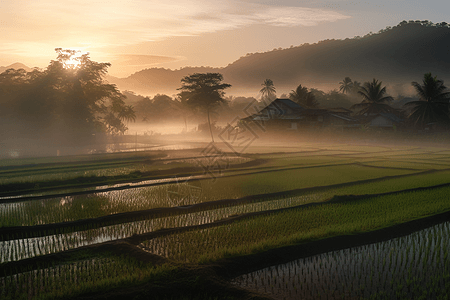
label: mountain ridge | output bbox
[0,63,33,74]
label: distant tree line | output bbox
[264,74,450,130]
[127,70,450,134]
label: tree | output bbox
[0,48,133,145]
[405,73,450,128]
[0,68,58,136]
[351,79,395,115]
[54,48,132,136]
[339,77,353,94]
[118,105,136,126]
[289,84,319,108]
[259,79,276,101]
[351,81,362,93]
[175,94,194,132]
[177,73,231,142]
[134,96,152,122]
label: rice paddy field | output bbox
[1,141,450,299]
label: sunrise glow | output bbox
[63,56,82,69]
[2,1,450,299]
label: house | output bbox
[240,98,306,130]
[240,99,357,131]
[325,113,359,130]
[359,113,404,130]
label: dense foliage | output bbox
[177,73,231,142]
[0,49,134,147]
[406,72,450,128]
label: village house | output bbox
[240,99,358,131]
[354,112,405,131]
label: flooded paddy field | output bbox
[1,142,450,299]
[232,221,450,299]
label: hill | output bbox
[223,20,450,92]
[0,63,33,73]
[108,20,450,97]
[105,66,221,97]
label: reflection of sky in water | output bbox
[232,221,450,300]
[0,153,249,201]
[1,194,319,263]
[98,143,196,153]
[0,174,204,201]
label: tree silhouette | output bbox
[351,81,362,93]
[51,48,133,138]
[177,73,231,143]
[405,73,450,128]
[351,79,395,115]
[176,95,195,133]
[260,79,276,101]
[289,84,319,108]
[0,48,133,144]
[339,77,353,94]
[118,105,136,130]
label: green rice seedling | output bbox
[139,184,450,265]
[232,221,450,299]
[0,164,416,228]
[3,145,447,228]
[0,254,175,300]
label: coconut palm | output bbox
[118,105,136,124]
[351,81,362,93]
[351,79,395,115]
[289,84,319,108]
[405,73,450,128]
[260,79,276,101]
[339,77,353,94]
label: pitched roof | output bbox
[327,107,353,114]
[375,113,404,123]
[329,113,356,122]
[272,98,304,110]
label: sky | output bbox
[1,0,450,78]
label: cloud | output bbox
[255,7,351,27]
[0,0,350,56]
[113,54,182,66]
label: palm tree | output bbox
[351,79,394,115]
[118,105,136,124]
[339,77,353,94]
[117,105,136,134]
[405,73,450,128]
[351,81,361,93]
[289,84,319,108]
[260,79,276,101]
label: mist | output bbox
[3,21,450,159]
